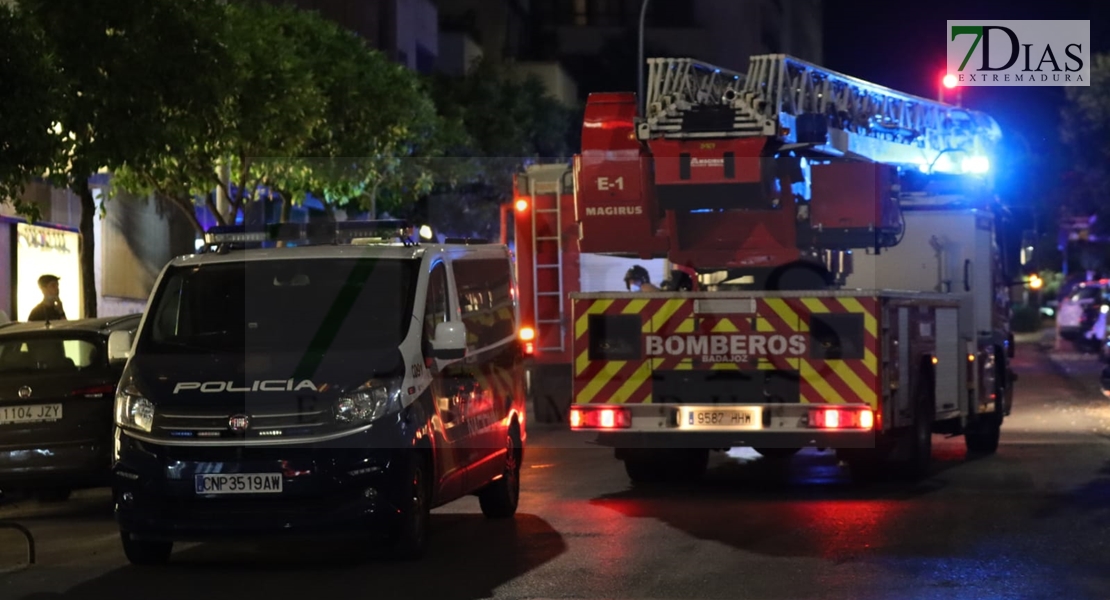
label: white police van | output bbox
[108,221,527,564]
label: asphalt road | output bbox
[2,340,1110,600]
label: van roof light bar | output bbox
[202,220,426,251]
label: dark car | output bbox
[0,315,141,501]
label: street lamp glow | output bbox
[943,74,958,89]
[1028,274,1044,290]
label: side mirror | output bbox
[432,322,467,361]
[107,330,134,364]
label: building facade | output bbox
[266,0,440,73]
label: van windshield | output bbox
[139,258,420,355]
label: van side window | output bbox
[424,263,449,343]
[453,258,515,348]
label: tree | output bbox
[418,59,575,238]
[114,1,442,228]
[19,0,231,318]
[0,5,64,217]
[1060,53,1110,233]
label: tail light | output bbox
[809,407,873,430]
[569,406,632,429]
[72,383,117,398]
[520,327,536,355]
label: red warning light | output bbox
[942,74,958,89]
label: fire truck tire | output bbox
[753,447,801,459]
[965,387,1003,456]
[898,360,936,479]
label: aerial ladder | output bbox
[575,54,1003,289]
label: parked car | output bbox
[0,315,141,501]
[1056,280,1110,351]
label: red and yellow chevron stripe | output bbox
[572,295,881,408]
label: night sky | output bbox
[823,0,1105,203]
[819,0,1104,256]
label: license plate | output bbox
[0,403,63,425]
[195,473,283,495]
[679,407,761,430]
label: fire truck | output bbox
[511,55,1020,481]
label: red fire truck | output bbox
[512,55,1020,481]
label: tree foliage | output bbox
[414,59,575,238]
[1060,52,1110,232]
[0,5,63,217]
[113,1,441,225]
[14,0,232,317]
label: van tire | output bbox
[120,532,172,566]
[478,428,522,519]
[389,455,431,561]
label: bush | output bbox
[1010,304,1044,333]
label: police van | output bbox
[107,221,527,565]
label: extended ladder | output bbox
[526,166,571,354]
[641,55,1002,172]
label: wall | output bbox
[513,61,579,106]
[1,181,195,320]
[396,0,439,72]
[438,31,484,75]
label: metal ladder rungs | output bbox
[536,209,559,213]
[535,236,559,241]
[536,264,559,269]
[537,319,563,325]
[536,292,561,297]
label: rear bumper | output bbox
[0,440,110,489]
[572,403,878,449]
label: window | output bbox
[453,258,516,349]
[424,262,450,343]
[139,258,421,356]
[0,337,102,374]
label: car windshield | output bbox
[138,257,420,355]
[1069,286,1102,302]
[0,337,104,374]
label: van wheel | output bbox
[390,456,430,560]
[478,429,522,519]
[120,531,172,566]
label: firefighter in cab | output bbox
[624,266,659,292]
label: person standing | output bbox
[28,274,67,322]
[623,266,660,292]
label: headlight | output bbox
[335,381,402,425]
[115,384,154,433]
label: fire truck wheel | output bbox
[900,361,936,479]
[753,447,801,459]
[965,382,1003,455]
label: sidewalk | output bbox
[1028,326,1105,400]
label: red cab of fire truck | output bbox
[564,55,1019,482]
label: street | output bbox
[2,338,1110,600]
